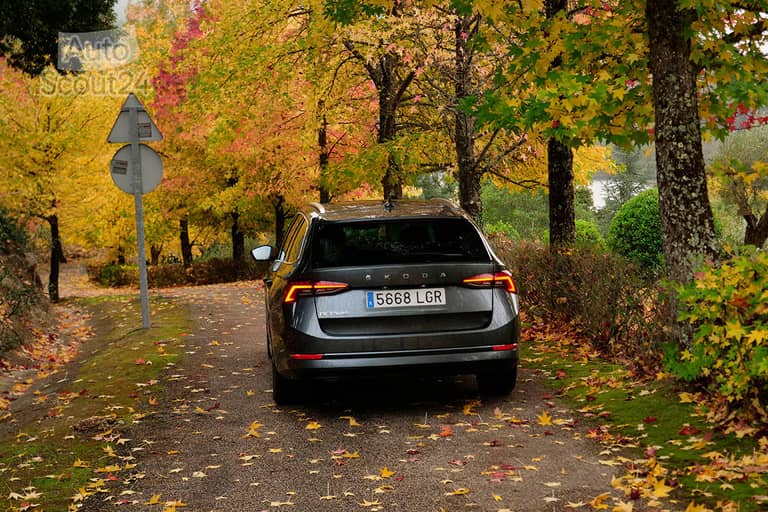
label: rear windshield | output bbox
[310,218,490,268]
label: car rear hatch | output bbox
[303,216,500,339]
[311,262,495,336]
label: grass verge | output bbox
[0,295,191,511]
[522,319,768,511]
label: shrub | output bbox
[489,235,665,370]
[607,188,663,272]
[484,220,519,239]
[87,258,269,288]
[0,208,28,251]
[575,219,604,247]
[668,249,768,421]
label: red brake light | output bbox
[284,281,349,304]
[463,271,518,294]
[290,353,324,360]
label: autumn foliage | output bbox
[671,248,768,422]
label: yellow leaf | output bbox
[244,421,263,438]
[650,477,674,499]
[537,411,553,426]
[463,400,481,416]
[612,501,633,512]
[72,459,89,468]
[445,488,470,496]
[359,499,382,507]
[145,494,161,505]
[306,421,321,430]
[591,492,611,510]
[246,390,255,397]
[493,493,503,502]
[380,467,395,478]
[340,415,362,427]
[95,464,120,473]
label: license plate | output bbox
[366,288,446,308]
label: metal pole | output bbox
[129,105,151,329]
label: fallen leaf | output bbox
[537,411,553,426]
[340,415,362,427]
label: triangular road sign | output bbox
[108,93,163,143]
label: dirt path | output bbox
[50,271,632,512]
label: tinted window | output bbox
[311,218,489,268]
[279,215,308,264]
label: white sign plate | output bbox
[110,144,163,194]
[107,93,163,142]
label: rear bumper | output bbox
[274,316,520,380]
[279,348,518,380]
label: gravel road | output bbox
[80,282,626,512]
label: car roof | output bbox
[304,199,470,222]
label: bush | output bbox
[87,258,270,288]
[575,219,604,247]
[484,220,519,239]
[489,235,665,370]
[668,249,768,422]
[0,208,28,251]
[607,188,663,272]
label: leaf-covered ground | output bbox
[1,265,766,512]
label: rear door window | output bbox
[277,215,308,266]
[311,218,489,268]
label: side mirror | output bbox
[251,245,276,261]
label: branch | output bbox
[486,168,543,189]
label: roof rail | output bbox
[309,202,325,214]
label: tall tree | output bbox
[0,0,117,75]
[645,1,719,282]
[710,124,768,248]
[339,3,418,199]
[545,0,576,247]
[0,61,115,301]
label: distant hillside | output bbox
[0,211,49,357]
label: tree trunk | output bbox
[180,216,193,268]
[150,244,162,266]
[344,39,413,201]
[318,113,331,203]
[744,208,768,248]
[231,211,245,278]
[646,1,719,284]
[46,214,66,303]
[379,78,403,200]
[272,194,287,249]
[547,138,576,247]
[454,13,483,225]
[546,0,576,248]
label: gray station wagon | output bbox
[252,199,521,404]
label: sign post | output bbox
[108,93,163,329]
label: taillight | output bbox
[284,281,349,304]
[463,270,518,294]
